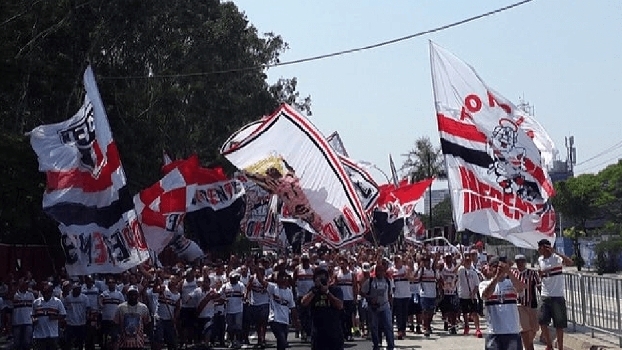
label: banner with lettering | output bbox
[185,166,246,250]
[430,41,556,248]
[221,104,370,248]
[30,66,149,275]
[134,155,198,254]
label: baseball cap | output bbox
[515,254,527,261]
[127,285,139,294]
[538,239,552,247]
[488,257,500,267]
[301,253,310,260]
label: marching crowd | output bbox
[0,239,572,350]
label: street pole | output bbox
[428,152,433,232]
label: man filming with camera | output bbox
[301,266,344,350]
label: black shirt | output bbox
[309,286,344,338]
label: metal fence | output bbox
[564,273,622,347]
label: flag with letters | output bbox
[30,66,149,275]
[430,41,556,248]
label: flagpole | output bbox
[428,41,459,239]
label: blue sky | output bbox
[233,0,622,186]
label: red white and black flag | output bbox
[430,41,556,248]
[30,66,149,275]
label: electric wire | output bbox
[574,140,622,167]
[100,0,536,80]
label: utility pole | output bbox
[428,151,433,231]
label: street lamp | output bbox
[357,160,391,184]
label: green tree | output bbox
[401,136,445,183]
[0,0,310,244]
[552,173,609,270]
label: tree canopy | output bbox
[0,0,310,244]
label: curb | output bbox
[546,327,617,350]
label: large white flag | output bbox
[430,41,556,248]
[30,66,149,275]
[221,104,370,248]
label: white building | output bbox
[423,189,450,214]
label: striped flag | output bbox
[30,66,149,275]
[430,41,555,248]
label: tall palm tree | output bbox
[401,136,447,231]
[401,136,445,183]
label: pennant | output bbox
[430,41,556,248]
[326,131,350,157]
[221,104,370,248]
[326,131,379,212]
[30,66,148,275]
[389,154,400,187]
[134,156,198,254]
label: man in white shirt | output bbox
[479,256,526,350]
[387,255,410,340]
[12,278,35,350]
[64,283,91,350]
[267,271,299,350]
[456,254,483,337]
[220,272,245,348]
[33,283,66,350]
[537,239,573,350]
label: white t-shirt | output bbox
[335,270,355,301]
[295,266,314,297]
[418,268,439,299]
[248,277,269,306]
[267,283,295,325]
[457,266,480,300]
[479,278,520,335]
[33,297,66,338]
[12,291,35,325]
[82,285,100,311]
[441,264,458,296]
[193,287,216,318]
[100,290,125,321]
[64,293,90,326]
[181,279,198,308]
[538,254,565,297]
[389,265,411,299]
[220,282,245,314]
[156,288,180,321]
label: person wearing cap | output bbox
[293,253,314,342]
[511,254,541,350]
[113,285,151,350]
[63,282,91,350]
[220,271,245,348]
[301,266,344,350]
[479,256,526,350]
[536,239,573,350]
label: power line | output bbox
[101,0,536,80]
[574,140,622,167]
[578,152,622,173]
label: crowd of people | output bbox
[0,238,572,350]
